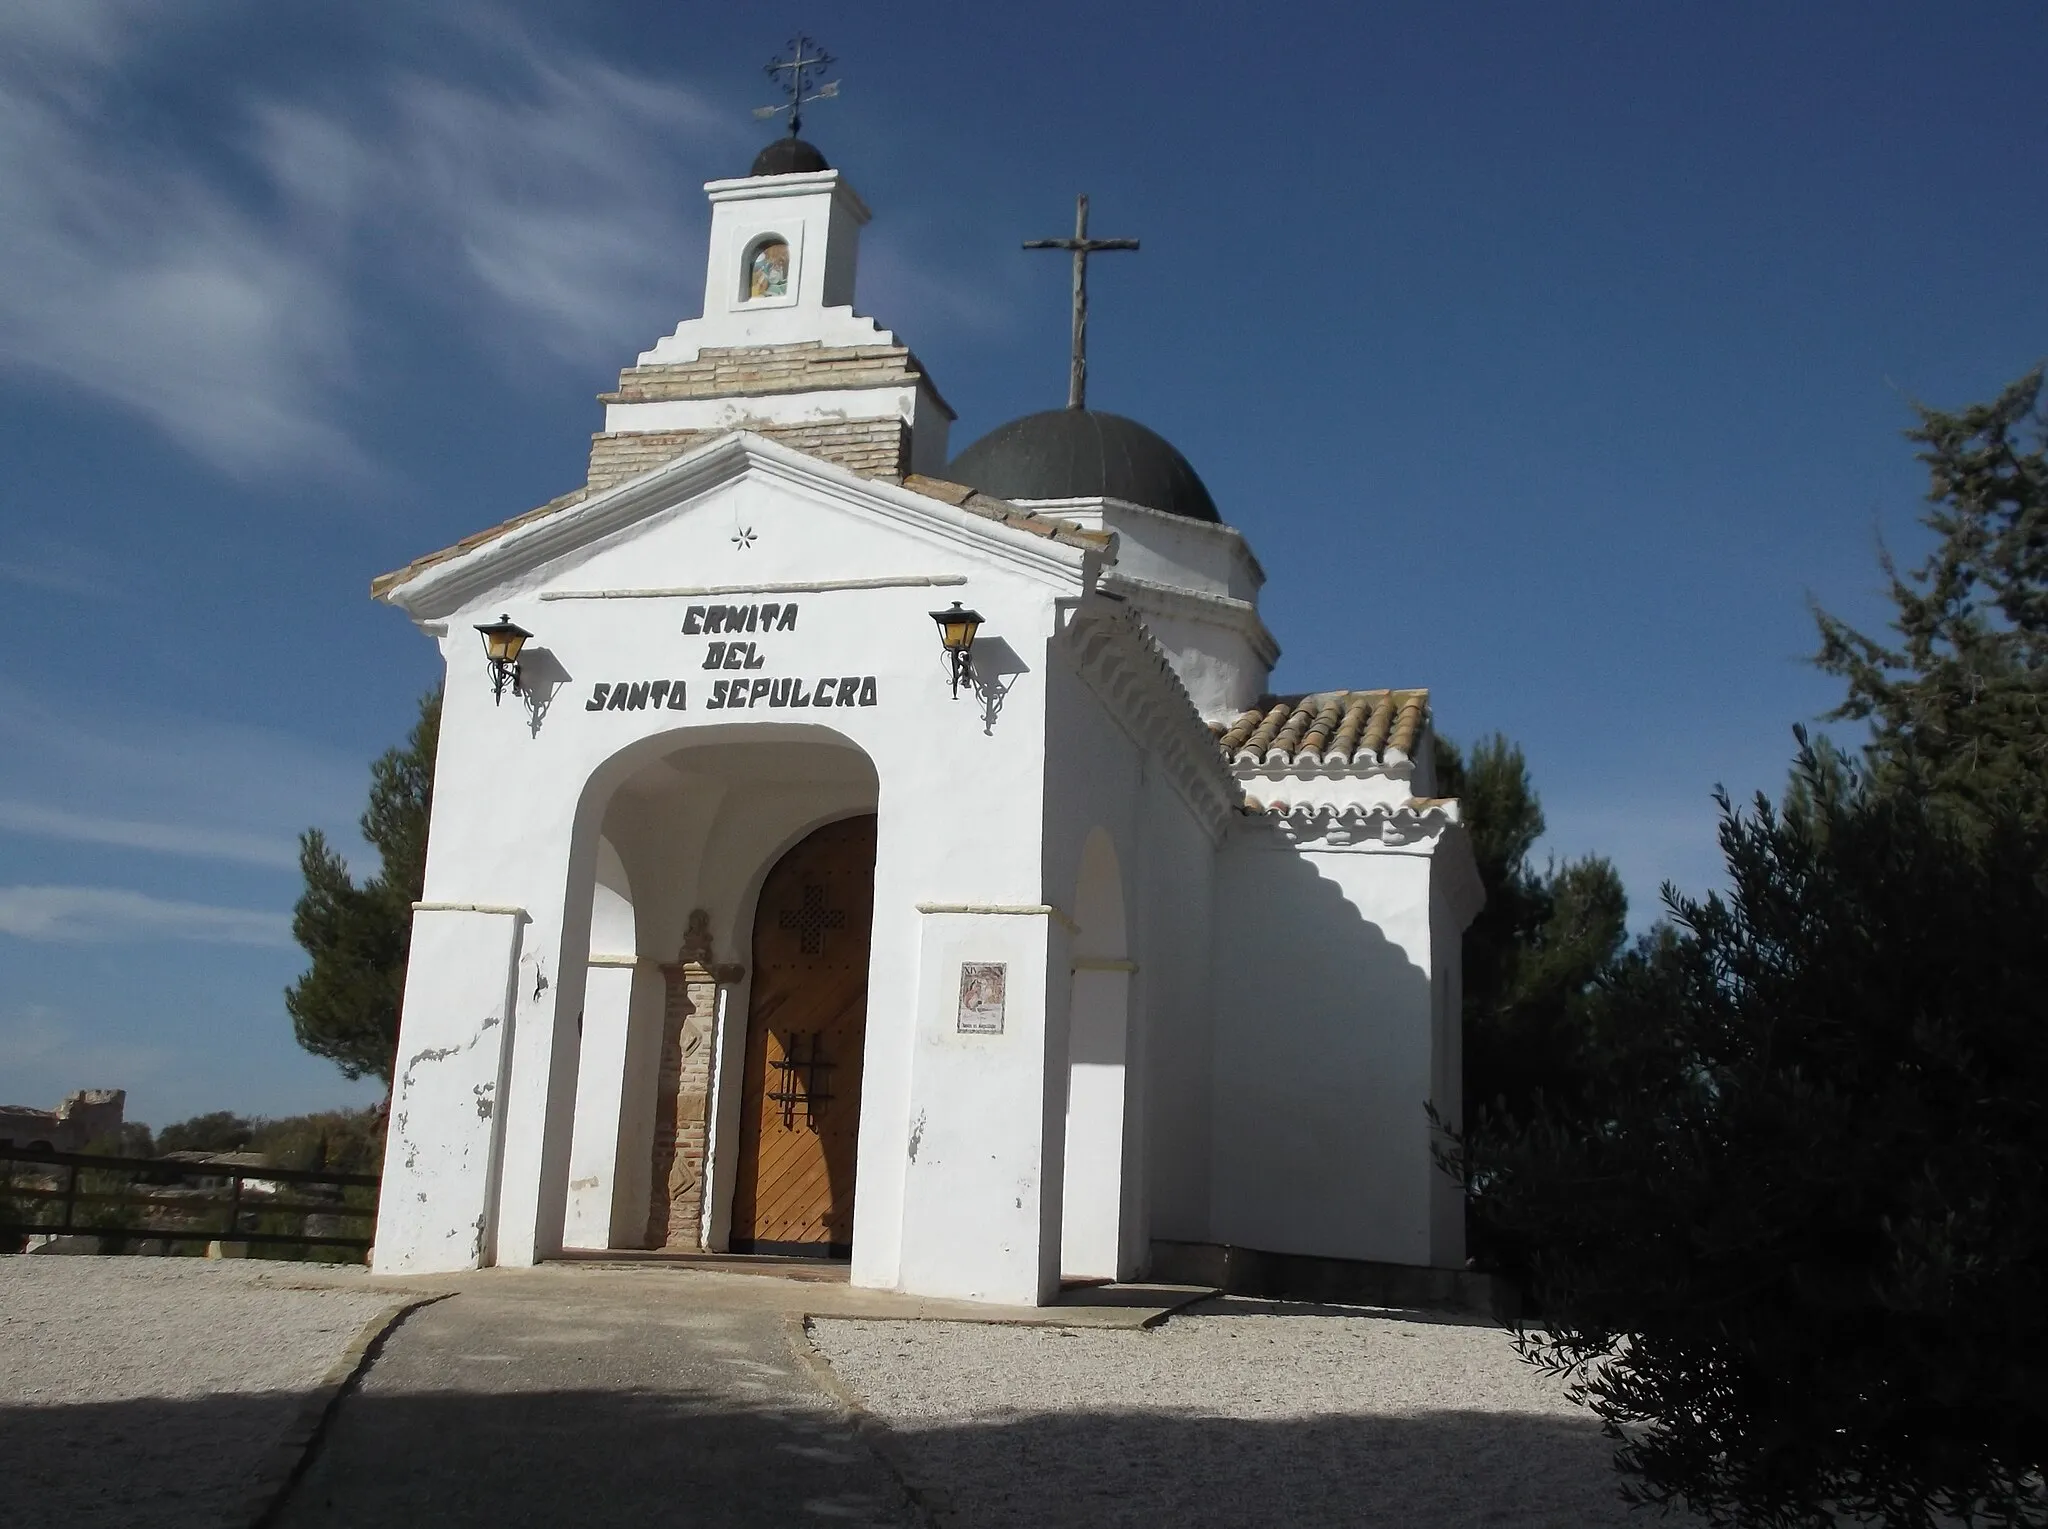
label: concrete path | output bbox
[272,1270,915,1528]
[9,1257,1651,1527]
[271,1267,1206,1527]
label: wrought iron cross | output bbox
[1024,195,1139,411]
[779,884,846,955]
[767,1031,835,1129]
[754,34,840,138]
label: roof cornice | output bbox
[1059,597,1243,842]
[1230,800,1487,925]
[374,432,1097,619]
[702,169,870,223]
[1012,495,1267,589]
[1105,572,1282,666]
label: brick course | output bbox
[588,417,910,491]
[602,341,930,403]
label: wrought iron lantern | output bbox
[929,601,983,699]
[474,614,532,705]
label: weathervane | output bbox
[1025,195,1139,412]
[753,34,840,138]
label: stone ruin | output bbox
[0,1089,126,1154]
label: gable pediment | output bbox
[372,431,1111,621]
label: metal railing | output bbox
[0,1144,378,1255]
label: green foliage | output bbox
[286,689,440,1085]
[1451,744,2048,1527]
[0,1165,34,1249]
[1434,734,1629,1127]
[155,1111,254,1155]
[1815,367,2048,835]
[82,1123,156,1158]
[246,1108,385,1176]
[143,1108,383,1170]
[242,1109,384,1264]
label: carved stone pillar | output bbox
[645,962,717,1249]
[645,911,740,1251]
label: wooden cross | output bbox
[1025,195,1139,411]
[779,884,846,955]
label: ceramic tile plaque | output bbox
[956,962,1007,1034]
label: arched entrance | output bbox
[729,814,877,1256]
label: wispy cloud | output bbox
[0,1,359,476]
[0,1002,173,1099]
[0,537,119,598]
[0,678,366,873]
[0,801,300,870]
[0,559,108,598]
[0,2,738,478]
[366,58,733,363]
[0,885,291,946]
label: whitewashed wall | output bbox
[1132,769,1223,1246]
[1039,666,1143,1282]
[1021,497,1275,722]
[1207,820,1467,1268]
[1040,639,1230,1278]
[373,438,1095,1302]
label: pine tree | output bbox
[1814,367,2048,831]
[1434,734,1629,1127]
[1448,373,2048,1525]
[285,690,440,1086]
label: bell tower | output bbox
[585,68,954,492]
[691,151,869,342]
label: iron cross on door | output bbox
[780,884,846,955]
[766,1031,836,1129]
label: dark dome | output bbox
[749,137,830,177]
[946,409,1221,524]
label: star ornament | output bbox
[732,526,757,549]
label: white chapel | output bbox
[369,126,1482,1306]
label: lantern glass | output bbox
[476,615,531,664]
[931,603,983,653]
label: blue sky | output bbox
[3,0,2043,1128]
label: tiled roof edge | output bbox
[371,486,590,600]
[1237,796,1462,825]
[1062,600,1243,839]
[902,475,1114,552]
[370,451,1107,607]
[1212,688,1430,769]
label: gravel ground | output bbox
[0,1258,399,1529]
[813,1298,1692,1528]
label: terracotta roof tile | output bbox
[901,474,1112,552]
[371,486,590,600]
[1213,689,1430,768]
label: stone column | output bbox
[374,905,524,1275]
[645,911,741,1251]
[645,962,716,1249]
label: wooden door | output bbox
[729,815,875,1256]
